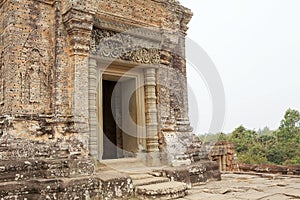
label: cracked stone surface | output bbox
[179,173,300,200]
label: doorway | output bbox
[102,80,118,159]
[101,75,139,160]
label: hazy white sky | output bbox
[179,0,300,133]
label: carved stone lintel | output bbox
[90,28,161,64]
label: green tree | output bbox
[268,109,300,165]
[217,132,228,141]
[227,125,265,164]
[199,132,228,143]
[277,108,300,142]
[228,125,257,153]
[257,126,272,135]
[205,109,300,165]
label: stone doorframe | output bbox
[88,57,159,161]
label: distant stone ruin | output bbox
[208,141,237,171]
[0,0,221,198]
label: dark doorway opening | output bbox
[102,80,118,159]
[101,76,139,160]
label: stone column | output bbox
[144,67,160,165]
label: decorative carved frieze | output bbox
[94,18,162,41]
[90,28,161,65]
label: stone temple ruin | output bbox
[0,0,221,199]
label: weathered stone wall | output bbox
[0,0,93,159]
[0,0,75,162]
[157,36,199,165]
[96,0,189,30]
[0,1,7,115]
[1,0,55,115]
[238,163,300,175]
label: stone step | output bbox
[130,173,154,180]
[135,181,187,200]
[100,158,141,167]
[98,158,164,174]
[98,158,145,171]
[132,177,170,187]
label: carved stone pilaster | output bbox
[63,9,94,56]
[62,0,99,15]
[63,9,94,135]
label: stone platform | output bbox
[177,172,300,200]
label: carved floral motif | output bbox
[90,28,160,64]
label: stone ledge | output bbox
[0,172,133,199]
[0,158,95,182]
